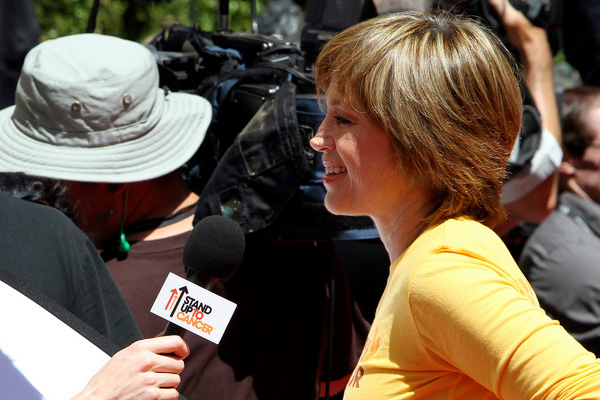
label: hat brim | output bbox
[0,90,212,183]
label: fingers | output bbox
[160,335,191,360]
[147,335,190,359]
[142,374,181,400]
[148,336,188,374]
[73,337,189,400]
[490,0,530,30]
[151,354,185,374]
[488,0,507,18]
[158,388,181,400]
[134,335,191,360]
[110,336,189,376]
[156,372,182,389]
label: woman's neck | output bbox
[372,188,436,262]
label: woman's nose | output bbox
[310,127,334,153]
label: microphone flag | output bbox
[151,272,237,344]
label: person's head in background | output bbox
[0,33,212,250]
[310,10,522,239]
[560,85,600,204]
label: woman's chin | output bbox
[324,196,360,217]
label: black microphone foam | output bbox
[163,215,244,338]
[183,215,245,282]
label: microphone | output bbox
[163,215,245,337]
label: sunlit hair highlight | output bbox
[314,10,522,228]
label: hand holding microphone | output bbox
[72,336,190,400]
[76,215,244,399]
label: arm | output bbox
[489,0,561,233]
[73,336,190,400]
[489,0,561,144]
[412,250,600,399]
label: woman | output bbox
[309,9,600,400]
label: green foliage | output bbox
[35,0,263,43]
[553,49,567,64]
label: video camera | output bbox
[438,0,554,29]
[436,0,562,55]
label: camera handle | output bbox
[219,0,259,33]
[219,0,229,31]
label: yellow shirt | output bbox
[344,218,600,399]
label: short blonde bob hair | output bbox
[314,10,522,228]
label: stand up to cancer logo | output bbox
[165,286,215,334]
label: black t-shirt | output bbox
[0,192,142,349]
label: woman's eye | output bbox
[334,116,351,125]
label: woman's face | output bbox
[309,86,411,219]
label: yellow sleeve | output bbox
[408,251,600,399]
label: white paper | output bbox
[0,281,110,400]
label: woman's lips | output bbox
[322,162,347,185]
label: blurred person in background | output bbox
[519,85,600,356]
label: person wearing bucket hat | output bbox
[0,33,215,398]
[0,32,211,249]
[0,32,210,184]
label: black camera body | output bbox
[507,0,553,27]
[437,0,562,56]
[442,0,560,31]
[438,0,554,29]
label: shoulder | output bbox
[396,218,536,304]
[0,191,97,281]
[411,218,508,260]
[521,193,600,263]
[0,191,78,232]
